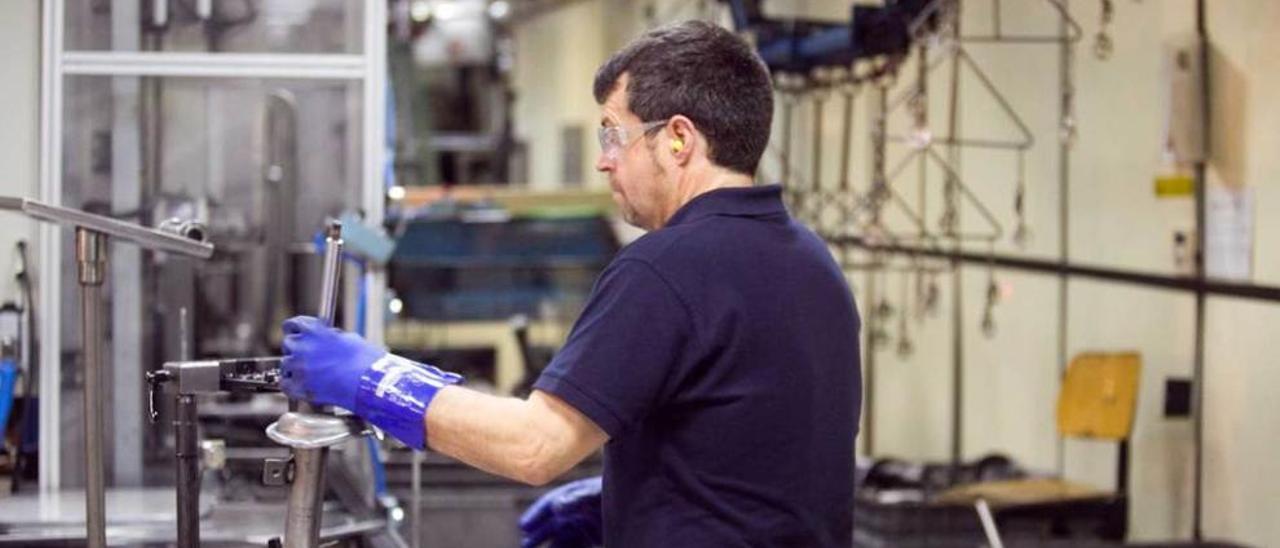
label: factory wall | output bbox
[769,0,1277,544]
[509,0,608,189]
[509,0,727,190]
[0,1,40,306]
[0,0,1274,544]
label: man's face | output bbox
[596,75,670,231]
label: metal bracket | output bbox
[264,456,295,486]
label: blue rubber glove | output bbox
[281,316,463,449]
[518,476,604,548]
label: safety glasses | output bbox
[597,119,668,160]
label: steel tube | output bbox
[1191,0,1210,539]
[283,221,344,548]
[175,394,200,548]
[76,228,108,548]
[0,196,212,258]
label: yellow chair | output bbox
[937,352,1141,539]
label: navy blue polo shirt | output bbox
[533,184,862,547]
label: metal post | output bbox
[175,394,200,548]
[945,13,965,469]
[283,221,344,548]
[1191,0,1210,539]
[411,450,423,548]
[863,266,877,456]
[1056,0,1074,477]
[76,227,108,548]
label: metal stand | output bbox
[0,196,213,547]
[76,228,108,548]
[172,394,200,547]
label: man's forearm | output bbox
[424,386,607,486]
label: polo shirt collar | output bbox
[664,184,788,228]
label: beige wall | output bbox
[512,1,1279,542]
[2,0,1275,543]
[763,0,1277,544]
[0,1,40,306]
[510,0,608,189]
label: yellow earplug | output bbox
[671,139,684,153]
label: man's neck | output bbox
[670,168,753,214]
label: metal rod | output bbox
[411,449,423,548]
[945,15,965,468]
[283,221,344,548]
[1192,0,1210,539]
[862,265,878,456]
[175,394,200,548]
[1056,0,1073,477]
[60,52,367,80]
[886,134,1030,151]
[837,237,1280,303]
[316,221,343,327]
[0,196,213,258]
[76,228,108,548]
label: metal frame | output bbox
[61,52,367,79]
[0,196,214,548]
[836,237,1280,303]
[36,0,388,532]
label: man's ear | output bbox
[667,115,697,165]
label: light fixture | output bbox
[409,0,432,22]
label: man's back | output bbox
[534,185,862,547]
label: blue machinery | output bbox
[722,0,935,75]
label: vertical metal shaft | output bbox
[283,221,344,548]
[1191,0,1210,539]
[175,394,200,548]
[76,228,108,548]
[411,449,423,548]
[946,12,965,469]
[1056,0,1074,477]
[863,266,877,456]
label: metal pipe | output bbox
[1056,0,1074,477]
[411,449,423,548]
[316,221,343,326]
[175,394,200,548]
[945,13,965,469]
[76,228,108,548]
[1191,0,1210,539]
[862,266,878,456]
[283,221,344,548]
[0,197,213,259]
[838,237,1280,304]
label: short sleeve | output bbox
[532,258,696,437]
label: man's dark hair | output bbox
[593,20,773,176]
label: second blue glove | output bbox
[518,476,604,548]
[281,316,463,449]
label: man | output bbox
[281,20,862,547]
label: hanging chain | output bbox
[909,43,931,149]
[1060,13,1078,147]
[1094,0,1114,60]
[981,243,999,338]
[777,77,801,210]
[809,70,830,228]
[868,79,891,230]
[1012,150,1031,248]
[897,269,915,357]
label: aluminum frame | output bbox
[36,0,388,503]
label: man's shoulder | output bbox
[615,221,733,271]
